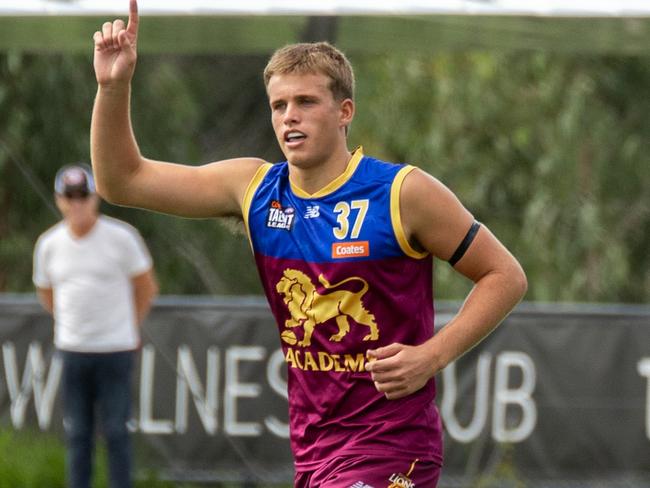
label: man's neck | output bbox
[67,215,99,238]
[289,146,353,195]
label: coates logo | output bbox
[332,241,369,259]
[267,200,295,231]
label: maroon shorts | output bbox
[294,454,441,488]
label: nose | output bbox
[283,102,299,126]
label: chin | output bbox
[285,148,323,168]
[284,151,305,165]
[288,156,318,170]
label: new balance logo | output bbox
[304,205,320,218]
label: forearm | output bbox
[90,83,142,204]
[427,266,527,371]
[35,288,54,315]
[38,293,54,315]
[134,289,155,325]
[134,298,153,325]
[132,271,158,325]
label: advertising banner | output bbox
[0,295,649,484]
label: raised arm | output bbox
[366,168,528,399]
[91,0,263,218]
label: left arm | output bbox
[36,287,54,315]
[132,268,158,325]
[366,169,527,399]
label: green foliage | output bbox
[0,52,96,291]
[1,50,648,302]
[351,52,650,302]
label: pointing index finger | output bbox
[126,0,139,37]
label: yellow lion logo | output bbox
[276,268,379,347]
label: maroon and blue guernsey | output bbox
[242,147,443,471]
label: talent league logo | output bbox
[266,200,295,231]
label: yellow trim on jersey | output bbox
[391,165,429,259]
[290,146,364,199]
[406,458,420,477]
[242,162,273,245]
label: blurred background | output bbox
[0,1,649,487]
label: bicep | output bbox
[400,169,523,283]
[451,224,521,283]
[400,169,475,262]
[106,157,266,218]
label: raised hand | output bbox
[92,0,139,86]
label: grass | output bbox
[0,428,198,487]
[0,428,66,488]
[0,428,294,487]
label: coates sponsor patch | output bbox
[267,200,295,231]
[332,241,369,258]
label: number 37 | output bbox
[333,199,369,240]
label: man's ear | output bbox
[339,98,355,129]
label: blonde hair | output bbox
[263,42,355,101]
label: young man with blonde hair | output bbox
[91,2,527,486]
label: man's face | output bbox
[267,72,353,168]
[55,191,99,226]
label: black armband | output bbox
[448,221,481,266]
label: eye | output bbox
[271,101,286,111]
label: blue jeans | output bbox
[60,350,134,488]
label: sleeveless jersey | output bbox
[243,147,443,469]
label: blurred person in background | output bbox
[90,1,526,486]
[32,163,158,488]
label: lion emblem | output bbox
[276,268,379,347]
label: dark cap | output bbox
[54,164,96,195]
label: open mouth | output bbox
[285,131,306,145]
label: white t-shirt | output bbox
[33,215,153,352]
